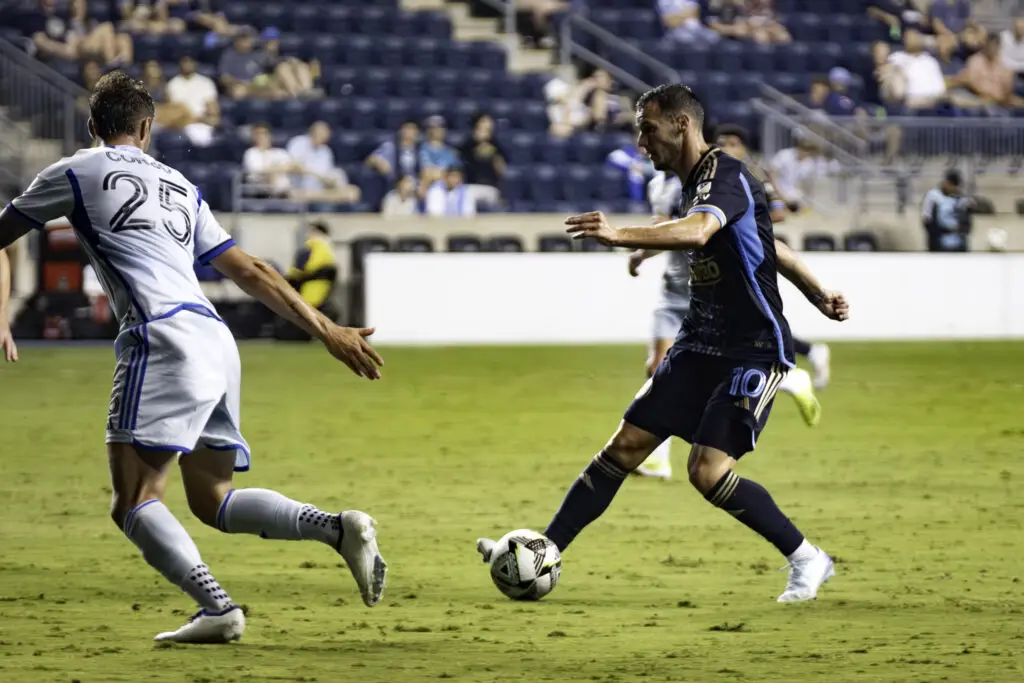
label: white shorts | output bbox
[106,311,251,471]
[652,305,688,341]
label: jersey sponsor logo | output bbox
[689,256,721,285]
[696,181,712,201]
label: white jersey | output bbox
[10,145,233,329]
[647,172,690,308]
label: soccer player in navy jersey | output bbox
[480,84,849,602]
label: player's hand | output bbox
[322,325,383,379]
[627,250,646,277]
[0,321,17,363]
[565,212,619,246]
[814,290,849,322]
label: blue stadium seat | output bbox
[326,6,354,34]
[484,235,524,252]
[711,41,745,73]
[562,165,596,202]
[568,133,605,165]
[357,7,389,36]
[447,234,484,252]
[397,68,427,98]
[823,14,854,44]
[803,234,837,251]
[340,35,372,66]
[579,237,613,252]
[292,5,319,33]
[501,167,527,203]
[779,42,810,74]
[844,231,879,251]
[538,136,567,165]
[528,164,558,203]
[743,44,779,73]
[394,236,434,252]
[259,5,290,32]
[462,69,494,99]
[364,68,391,97]
[374,37,405,67]
[599,167,628,201]
[350,235,391,274]
[538,234,573,252]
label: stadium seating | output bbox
[803,234,838,251]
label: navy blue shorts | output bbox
[624,347,787,459]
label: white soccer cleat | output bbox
[337,510,387,607]
[635,444,673,479]
[808,343,831,390]
[476,537,497,564]
[153,606,246,643]
[779,368,821,427]
[777,547,835,603]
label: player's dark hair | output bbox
[88,71,155,141]
[309,221,330,235]
[944,169,962,186]
[714,123,750,147]
[811,76,829,88]
[400,119,419,129]
[635,84,705,128]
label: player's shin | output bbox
[123,500,234,612]
[543,450,630,551]
[215,488,341,546]
[703,470,809,559]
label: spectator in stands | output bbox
[366,120,421,182]
[163,0,241,36]
[867,0,929,43]
[261,27,321,99]
[708,0,789,45]
[951,35,1022,113]
[418,115,459,189]
[1001,17,1024,74]
[118,0,183,35]
[80,59,103,92]
[141,59,167,102]
[929,0,985,55]
[576,69,629,130]
[218,29,273,100]
[242,123,295,198]
[922,170,972,252]
[424,166,476,218]
[284,221,340,330]
[381,176,420,218]
[768,137,834,212]
[286,122,360,204]
[141,60,195,135]
[658,0,720,48]
[810,69,862,117]
[606,144,653,203]
[544,77,590,138]
[460,113,506,208]
[935,34,965,76]
[29,0,131,66]
[166,55,220,132]
[518,0,570,49]
[886,29,948,111]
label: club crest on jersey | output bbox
[696,181,712,201]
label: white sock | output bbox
[217,488,340,546]
[124,500,233,612]
[786,539,818,563]
[647,439,671,466]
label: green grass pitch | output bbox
[0,342,1022,682]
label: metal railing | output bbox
[559,11,678,94]
[0,39,89,157]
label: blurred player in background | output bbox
[480,85,849,603]
[629,167,823,479]
[0,249,17,362]
[0,72,386,643]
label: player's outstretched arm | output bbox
[0,248,18,363]
[775,239,849,322]
[0,206,36,251]
[566,211,720,250]
[211,245,383,379]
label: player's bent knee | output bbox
[179,449,236,528]
[686,445,734,494]
[604,421,662,470]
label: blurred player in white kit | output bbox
[0,72,386,643]
[630,164,828,479]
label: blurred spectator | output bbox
[822,68,861,116]
[951,35,1022,113]
[886,29,947,110]
[381,176,420,218]
[118,0,183,35]
[141,59,167,102]
[166,56,220,126]
[935,34,965,76]
[284,221,339,326]
[81,59,103,91]
[929,0,985,55]
[164,0,241,36]
[922,170,972,252]
[544,77,590,138]
[29,0,132,66]
[418,116,459,189]
[742,0,791,45]
[242,123,295,198]
[460,113,506,208]
[606,144,654,202]
[424,166,476,217]
[517,0,569,49]
[576,69,629,130]
[366,120,421,181]
[658,0,719,48]
[261,27,321,99]
[867,0,929,43]
[768,137,835,212]
[218,30,273,99]
[1001,17,1024,74]
[286,122,360,204]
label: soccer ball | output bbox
[488,529,562,601]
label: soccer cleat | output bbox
[153,605,246,643]
[337,511,387,607]
[634,455,673,479]
[476,537,497,564]
[779,368,821,427]
[808,343,831,390]
[777,547,835,603]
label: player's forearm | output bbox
[0,249,10,319]
[234,259,331,340]
[612,214,715,250]
[775,239,825,300]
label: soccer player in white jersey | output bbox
[0,72,387,644]
[630,168,823,479]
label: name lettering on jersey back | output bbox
[104,150,172,174]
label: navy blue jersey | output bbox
[675,147,794,367]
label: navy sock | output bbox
[705,470,804,557]
[792,336,812,357]
[544,450,629,551]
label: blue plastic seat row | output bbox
[581,0,866,13]
[502,165,635,203]
[219,5,450,38]
[324,67,550,101]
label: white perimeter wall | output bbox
[365,252,1024,344]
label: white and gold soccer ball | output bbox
[488,529,562,601]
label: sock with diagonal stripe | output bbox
[544,450,630,551]
[704,470,805,557]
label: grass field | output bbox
[0,342,1022,683]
